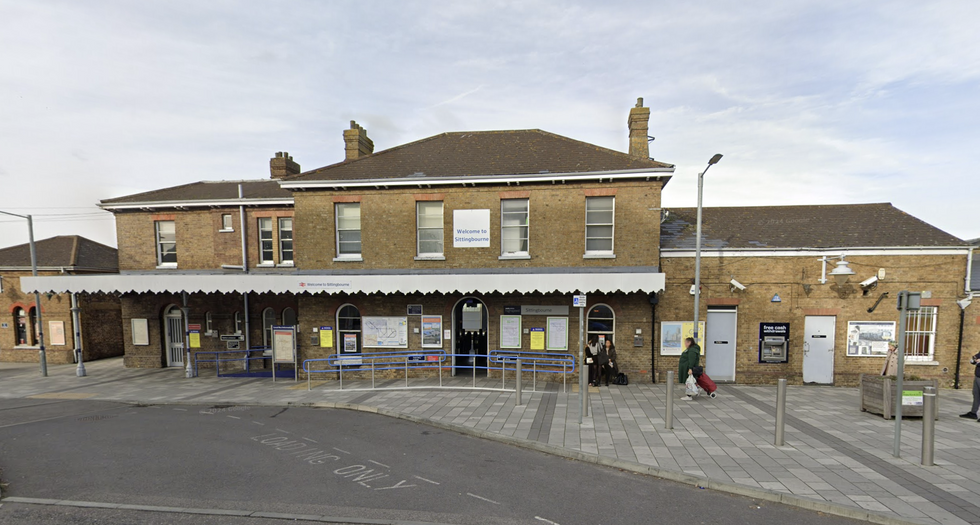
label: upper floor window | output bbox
[279,218,293,265]
[904,307,937,362]
[336,203,361,258]
[220,214,234,231]
[585,196,614,255]
[500,199,529,256]
[258,218,274,265]
[155,220,177,266]
[417,201,444,257]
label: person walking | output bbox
[960,351,980,421]
[679,337,700,400]
[601,339,619,386]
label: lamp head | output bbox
[829,258,856,286]
[708,154,723,165]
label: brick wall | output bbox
[293,180,663,270]
[656,253,969,386]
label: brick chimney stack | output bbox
[344,121,374,161]
[270,152,301,179]
[628,97,651,160]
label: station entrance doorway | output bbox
[452,297,488,376]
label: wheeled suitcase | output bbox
[693,368,717,398]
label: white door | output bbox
[803,316,836,384]
[165,309,185,367]
[705,309,737,382]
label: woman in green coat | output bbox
[678,337,701,385]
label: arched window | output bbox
[587,304,615,346]
[205,311,213,334]
[28,307,38,346]
[14,307,29,346]
[233,311,243,334]
[282,307,297,327]
[262,308,276,347]
[336,304,361,354]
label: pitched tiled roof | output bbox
[289,130,673,181]
[100,180,291,206]
[0,236,118,270]
[660,203,967,250]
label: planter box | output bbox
[860,374,939,419]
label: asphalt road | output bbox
[0,399,867,525]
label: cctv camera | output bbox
[859,276,878,288]
[730,278,746,291]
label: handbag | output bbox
[586,357,593,364]
[685,374,699,397]
[597,349,610,366]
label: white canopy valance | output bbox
[21,271,665,296]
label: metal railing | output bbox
[302,350,574,392]
[194,347,271,377]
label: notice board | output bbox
[362,317,408,348]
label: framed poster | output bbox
[272,326,296,363]
[500,315,522,349]
[546,317,568,351]
[49,321,66,346]
[362,317,409,348]
[343,333,358,353]
[846,321,896,356]
[421,315,443,347]
[660,321,705,355]
[131,318,149,346]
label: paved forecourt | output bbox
[1,358,978,525]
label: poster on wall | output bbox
[189,330,201,348]
[131,319,149,346]
[546,317,568,351]
[529,327,545,350]
[343,333,358,353]
[500,315,522,349]
[846,321,896,356]
[421,316,443,347]
[49,321,66,346]
[660,321,706,355]
[362,317,408,348]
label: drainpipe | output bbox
[650,293,658,383]
[239,183,251,354]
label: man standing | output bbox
[960,351,980,421]
[679,337,701,400]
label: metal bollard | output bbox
[775,378,787,446]
[921,386,936,466]
[666,370,674,430]
[515,359,523,406]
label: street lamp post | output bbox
[692,154,723,346]
[0,210,48,376]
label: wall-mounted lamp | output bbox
[818,255,856,285]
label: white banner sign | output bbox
[453,209,491,247]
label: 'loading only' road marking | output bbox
[250,433,418,491]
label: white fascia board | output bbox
[662,247,972,257]
[99,198,294,211]
[21,272,666,295]
[279,168,674,190]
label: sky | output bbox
[1,1,978,250]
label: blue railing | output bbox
[194,347,271,377]
[302,350,574,392]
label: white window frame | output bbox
[278,217,294,266]
[586,303,615,346]
[584,196,615,257]
[416,201,444,259]
[262,307,276,348]
[220,213,234,232]
[155,220,177,268]
[258,218,274,266]
[336,303,361,353]
[500,198,529,259]
[233,311,243,335]
[205,311,213,335]
[335,203,362,260]
[904,306,937,362]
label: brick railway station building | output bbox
[22,100,980,387]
